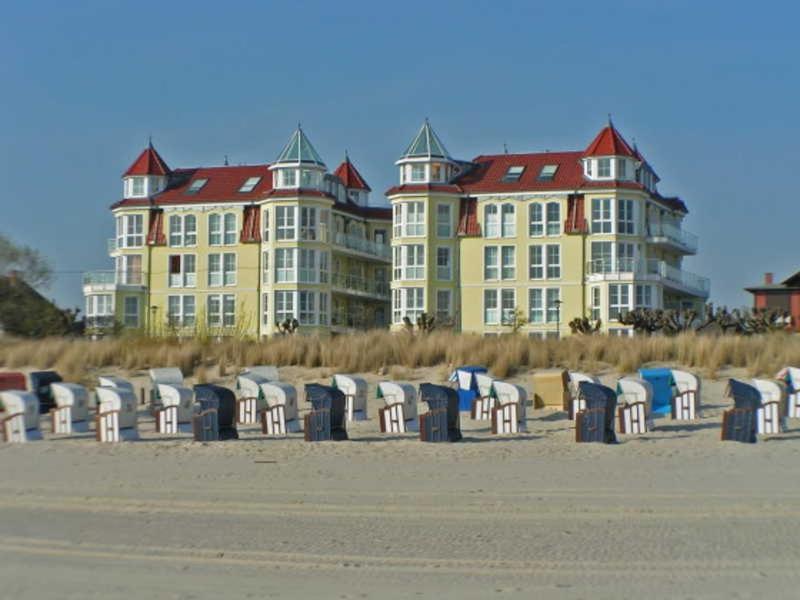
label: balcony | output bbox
[332,232,391,261]
[586,259,710,298]
[107,238,117,253]
[331,272,390,300]
[331,310,387,331]
[83,270,145,292]
[647,223,698,254]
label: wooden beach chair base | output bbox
[672,391,698,420]
[757,402,784,435]
[2,413,26,443]
[419,409,448,442]
[304,409,331,442]
[379,403,405,433]
[618,402,648,435]
[721,408,757,443]
[193,409,219,442]
[491,403,518,434]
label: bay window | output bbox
[609,284,631,320]
[617,199,635,234]
[401,244,425,279]
[298,291,316,325]
[275,291,295,323]
[591,198,612,233]
[276,206,297,240]
[116,214,144,248]
[300,207,317,240]
[392,287,424,323]
[275,248,296,282]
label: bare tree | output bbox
[0,233,53,289]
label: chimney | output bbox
[765,272,774,285]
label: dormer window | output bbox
[537,165,558,181]
[279,169,297,188]
[431,163,443,181]
[239,176,261,193]
[132,177,145,196]
[617,159,627,179]
[597,159,611,178]
[410,164,426,182]
[186,178,208,194]
[300,169,320,188]
[502,166,525,182]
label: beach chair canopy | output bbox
[377,381,417,421]
[148,368,184,386]
[304,384,347,440]
[727,379,763,411]
[616,377,653,415]
[0,390,40,430]
[475,373,495,398]
[156,384,194,410]
[751,379,785,406]
[50,383,90,421]
[776,367,800,393]
[419,383,462,442]
[332,374,367,396]
[193,384,238,439]
[492,381,527,406]
[637,368,675,415]
[532,369,569,409]
[28,371,62,412]
[448,366,487,411]
[671,370,699,395]
[236,373,268,401]
[95,387,138,429]
[97,375,134,391]
[241,366,280,381]
[259,382,298,419]
[569,372,600,387]
[0,371,26,392]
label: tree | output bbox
[0,233,53,289]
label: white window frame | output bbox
[86,294,114,318]
[546,244,561,279]
[501,203,515,237]
[529,245,544,280]
[275,290,295,323]
[123,296,139,327]
[223,253,237,286]
[484,204,499,238]
[115,254,142,285]
[208,213,222,246]
[484,246,499,280]
[591,198,613,234]
[617,199,635,235]
[262,208,270,242]
[168,214,197,247]
[403,202,425,237]
[529,203,544,237]
[401,244,425,280]
[501,246,515,280]
[590,286,601,321]
[546,201,561,236]
[116,214,144,248]
[298,291,316,325]
[436,246,452,280]
[167,295,196,327]
[609,284,631,321]
[635,284,653,308]
[276,206,297,241]
[300,207,318,241]
[392,287,424,323]
[275,248,297,283]
[299,249,318,283]
[597,158,612,178]
[223,213,237,245]
[168,254,196,288]
[436,203,452,238]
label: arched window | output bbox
[223,213,237,245]
[501,203,515,237]
[208,214,222,245]
[529,203,543,236]
[546,202,560,236]
[484,204,499,238]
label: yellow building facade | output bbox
[387,121,708,336]
[83,129,391,337]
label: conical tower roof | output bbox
[583,121,635,158]
[122,142,170,177]
[274,126,326,167]
[399,119,452,160]
[333,154,371,191]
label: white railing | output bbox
[83,270,144,286]
[586,259,709,296]
[332,232,391,260]
[647,223,698,253]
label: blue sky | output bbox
[1,0,798,311]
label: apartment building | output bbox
[83,127,391,337]
[386,120,709,336]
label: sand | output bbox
[1,366,799,599]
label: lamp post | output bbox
[554,299,563,339]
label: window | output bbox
[123,296,139,327]
[635,284,652,308]
[501,289,515,324]
[239,176,261,193]
[319,292,329,326]
[300,169,319,188]
[392,287,424,323]
[299,249,318,283]
[402,245,425,279]
[501,246,515,280]
[484,246,499,280]
[529,289,543,323]
[530,288,561,323]
[208,254,222,287]
[116,254,142,285]
[404,202,425,236]
[116,214,144,248]
[546,201,560,236]
[275,248,296,282]
[591,241,613,273]
[207,295,234,327]
[374,229,386,245]
[597,158,611,178]
[279,169,297,188]
[186,178,208,194]
[591,287,601,321]
[86,294,113,317]
[436,204,452,238]
[529,203,543,237]
[502,165,524,182]
[393,247,401,280]
[436,289,451,320]
[501,203,515,237]
[538,164,558,181]
[546,245,561,279]
[262,208,270,242]
[484,204,499,237]
[546,288,561,323]
[300,207,317,240]
[223,213,237,245]
[299,291,316,325]
[262,293,269,326]
[586,160,593,177]
[167,295,195,327]
[529,245,543,279]
[484,289,499,324]
[617,243,635,272]
[276,206,297,240]
[436,247,451,280]
[168,214,196,247]
[431,163,443,181]
[262,251,269,284]
[393,204,402,237]
[609,284,631,320]
[168,254,196,287]
[208,214,222,245]
[617,159,627,179]
[617,199,634,234]
[275,291,295,323]
[319,251,329,283]
[131,177,145,197]
[410,164,426,182]
[223,253,236,285]
[591,198,612,234]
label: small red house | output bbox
[745,272,800,331]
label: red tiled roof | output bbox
[123,144,170,177]
[152,165,272,205]
[385,183,463,196]
[455,151,585,193]
[583,124,636,158]
[456,198,480,236]
[333,158,371,191]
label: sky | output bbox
[1,0,798,312]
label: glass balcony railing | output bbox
[83,270,144,286]
[585,259,709,296]
[332,232,391,260]
[647,223,698,253]
[330,272,390,298]
[107,238,117,253]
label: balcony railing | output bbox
[331,310,387,330]
[332,232,391,260]
[107,238,117,253]
[585,259,710,297]
[330,273,390,299]
[83,270,144,286]
[647,223,698,253]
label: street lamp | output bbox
[554,299,564,339]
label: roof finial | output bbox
[344,149,349,162]
[297,121,302,131]
[607,113,614,127]
[224,154,229,166]
[503,142,508,154]
[148,134,153,148]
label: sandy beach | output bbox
[1,366,799,599]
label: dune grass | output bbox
[0,331,798,384]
